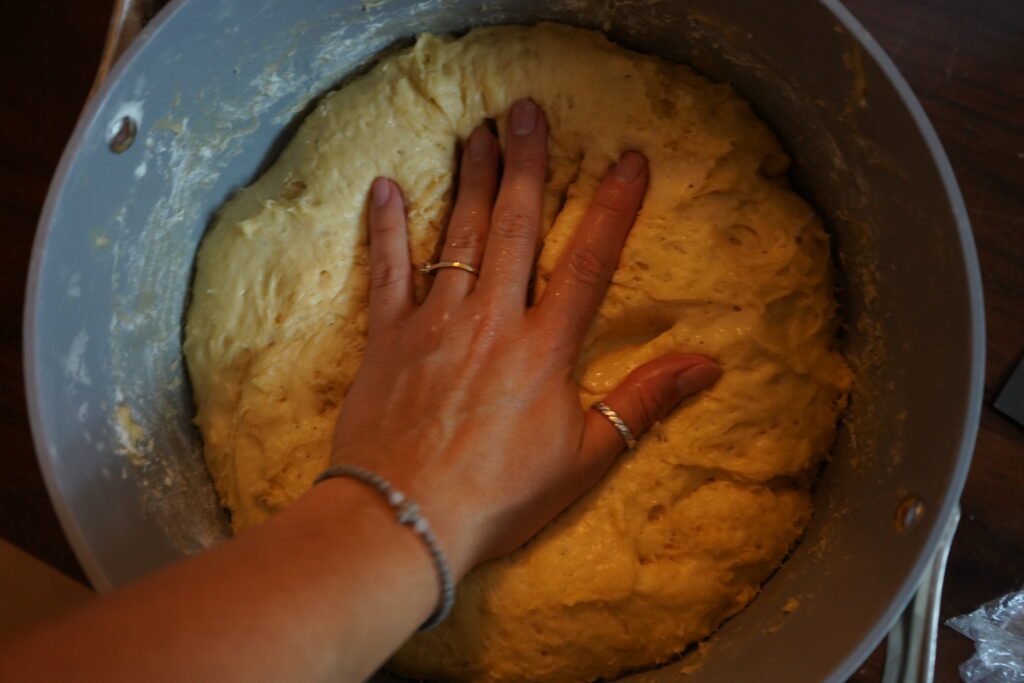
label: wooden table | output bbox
[1,1,1021,679]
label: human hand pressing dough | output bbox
[331,98,721,578]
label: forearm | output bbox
[0,478,437,682]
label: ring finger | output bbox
[426,124,499,306]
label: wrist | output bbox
[302,472,465,622]
[328,453,480,579]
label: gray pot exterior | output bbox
[25,1,984,681]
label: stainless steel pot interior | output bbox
[25,0,983,681]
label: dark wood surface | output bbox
[1,1,1021,680]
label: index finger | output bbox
[534,151,648,348]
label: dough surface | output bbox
[184,23,851,683]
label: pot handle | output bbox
[881,505,960,683]
[90,0,167,96]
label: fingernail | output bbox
[510,99,539,136]
[468,126,492,160]
[676,363,722,395]
[613,150,645,183]
[371,177,391,206]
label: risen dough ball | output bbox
[184,23,851,683]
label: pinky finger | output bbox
[578,355,722,470]
[366,177,415,334]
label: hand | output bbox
[330,99,721,578]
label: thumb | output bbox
[579,354,722,468]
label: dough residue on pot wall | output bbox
[183,23,851,683]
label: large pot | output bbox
[25,0,984,680]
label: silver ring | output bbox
[591,401,638,449]
[420,260,479,277]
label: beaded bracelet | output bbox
[313,465,455,630]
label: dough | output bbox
[184,23,852,683]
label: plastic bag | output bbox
[946,589,1024,682]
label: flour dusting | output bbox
[63,330,91,387]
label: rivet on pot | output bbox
[894,496,925,533]
[108,116,137,153]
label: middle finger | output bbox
[476,98,549,309]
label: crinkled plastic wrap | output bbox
[947,589,1024,682]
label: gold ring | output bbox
[591,402,638,449]
[420,261,479,277]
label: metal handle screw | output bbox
[108,116,137,153]
[895,496,926,533]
